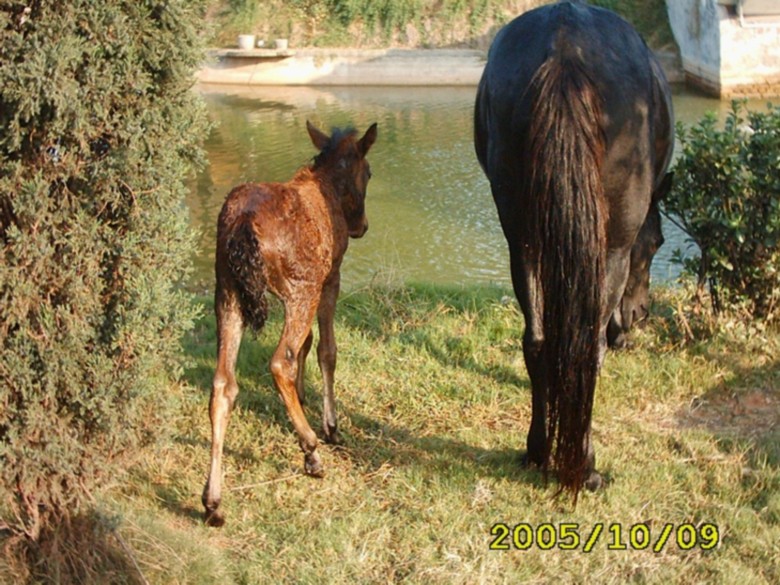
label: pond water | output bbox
[189,84,767,291]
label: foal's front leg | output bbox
[318,275,341,444]
[271,294,323,477]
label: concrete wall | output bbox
[667,0,780,97]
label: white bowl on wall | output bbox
[237,35,256,50]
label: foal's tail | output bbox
[526,55,607,498]
[224,217,268,333]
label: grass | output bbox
[27,281,772,584]
[5,282,777,583]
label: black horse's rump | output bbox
[474,0,674,498]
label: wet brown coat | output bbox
[202,121,377,526]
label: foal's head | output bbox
[307,120,378,238]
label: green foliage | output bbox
[664,101,780,320]
[0,0,208,542]
[330,0,419,29]
[208,0,672,49]
[215,0,263,38]
[207,0,512,47]
[589,0,675,49]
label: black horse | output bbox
[607,171,672,349]
[474,0,674,497]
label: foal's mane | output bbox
[312,127,358,169]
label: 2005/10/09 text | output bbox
[489,522,720,552]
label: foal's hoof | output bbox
[584,470,603,492]
[304,452,324,478]
[203,507,225,528]
[323,424,342,445]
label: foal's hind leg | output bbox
[318,276,341,444]
[296,331,314,406]
[202,294,243,527]
[271,294,323,477]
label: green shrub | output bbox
[590,0,675,49]
[663,101,780,320]
[208,0,672,49]
[0,0,208,542]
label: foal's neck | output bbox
[294,165,341,202]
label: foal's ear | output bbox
[358,123,378,157]
[306,120,330,151]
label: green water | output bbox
[189,83,758,291]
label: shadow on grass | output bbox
[672,354,780,517]
[642,291,780,470]
[0,512,148,585]
[154,480,206,524]
[640,291,780,514]
[675,355,780,468]
[331,406,546,489]
[180,285,547,498]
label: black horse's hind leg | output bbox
[523,329,547,468]
[583,427,602,491]
[508,250,548,468]
[578,248,633,492]
[575,252,631,493]
[512,247,605,491]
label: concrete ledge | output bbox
[198,47,685,87]
[211,48,297,59]
[198,48,487,86]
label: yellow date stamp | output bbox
[489,522,720,552]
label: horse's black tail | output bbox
[224,217,268,333]
[526,55,607,498]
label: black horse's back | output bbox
[477,2,660,186]
[475,1,674,498]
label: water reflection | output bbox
[189,83,772,291]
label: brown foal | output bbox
[202,121,378,526]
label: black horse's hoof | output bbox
[520,451,544,469]
[204,507,225,527]
[304,451,324,478]
[584,470,603,492]
[323,424,342,445]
